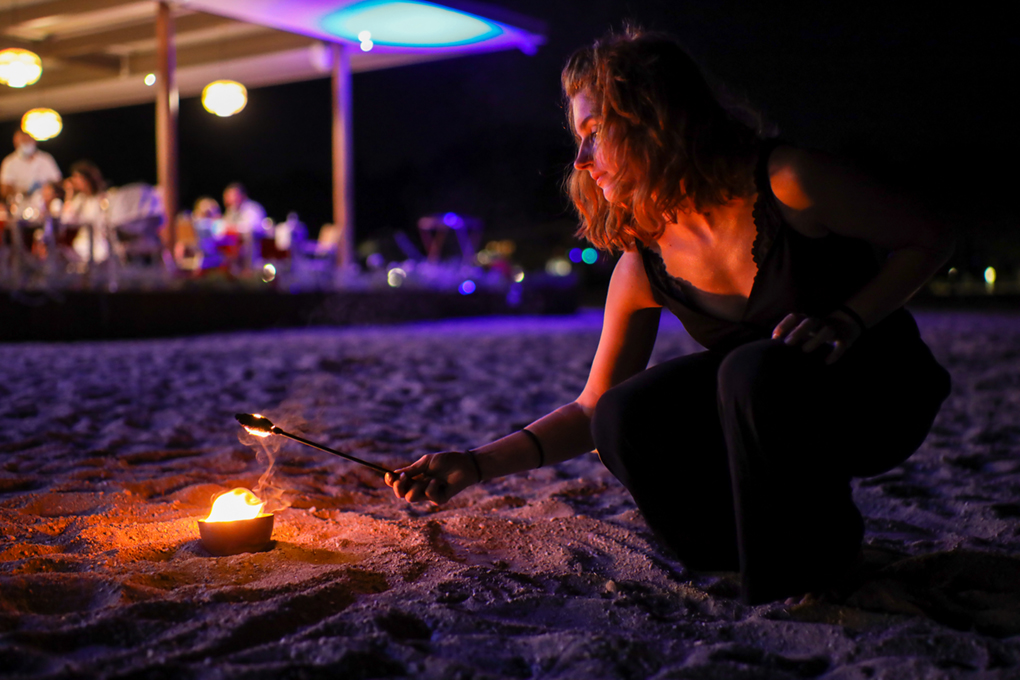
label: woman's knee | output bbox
[590,380,652,454]
[717,339,808,407]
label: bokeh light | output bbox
[568,248,582,264]
[546,258,571,276]
[21,108,62,141]
[262,263,277,282]
[202,80,248,117]
[459,280,476,295]
[322,1,503,47]
[387,267,407,287]
[581,248,598,265]
[0,48,42,88]
[144,73,156,86]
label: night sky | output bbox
[2,1,1015,271]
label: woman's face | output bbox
[571,90,620,203]
[71,172,91,195]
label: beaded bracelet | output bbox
[520,428,546,468]
[466,449,483,483]
[834,304,867,334]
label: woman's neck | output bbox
[662,195,755,246]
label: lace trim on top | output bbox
[642,244,692,308]
[750,139,782,267]
[642,139,782,311]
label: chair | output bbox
[106,183,166,268]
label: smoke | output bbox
[237,409,303,514]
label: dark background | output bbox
[3,1,1016,275]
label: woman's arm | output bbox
[387,250,662,503]
[768,145,955,361]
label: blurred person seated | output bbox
[222,182,265,236]
[223,183,267,273]
[36,181,64,219]
[186,196,225,270]
[1,131,62,201]
[193,196,222,221]
[1,180,62,264]
[27,181,65,258]
[62,160,109,264]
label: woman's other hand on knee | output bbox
[772,312,862,364]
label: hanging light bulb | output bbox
[21,108,62,141]
[0,48,43,88]
[202,80,247,117]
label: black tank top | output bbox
[638,140,897,353]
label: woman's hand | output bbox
[772,310,863,364]
[384,451,481,505]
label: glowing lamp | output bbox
[144,73,156,86]
[321,0,503,47]
[202,80,247,117]
[198,488,274,556]
[21,108,62,141]
[0,48,42,88]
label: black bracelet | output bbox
[834,304,867,334]
[521,429,546,468]
[466,449,483,483]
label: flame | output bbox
[205,488,266,522]
[243,413,271,438]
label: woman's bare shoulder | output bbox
[765,144,832,237]
[609,249,662,311]
[767,144,828,209]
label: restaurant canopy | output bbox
[0,0,545,264]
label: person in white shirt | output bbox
[1,131,62,200]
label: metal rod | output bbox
[272,427,393,476]
[235,412,393,476]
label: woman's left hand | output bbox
[772,311,863,364]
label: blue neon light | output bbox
[321,0,504,48]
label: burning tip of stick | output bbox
[236,412,275,437]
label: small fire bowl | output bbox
[198,514,275,556]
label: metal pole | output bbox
[156,2,178,255]
[331,42,355,270]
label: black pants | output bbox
[591,319,950,604]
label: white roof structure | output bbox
[0,0,544,120]
[0,0,544,264]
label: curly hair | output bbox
[70,160,106,195]
[562,27,765,252]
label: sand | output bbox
[2,308,1020,679]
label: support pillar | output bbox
[331,42,355,269]
[156,1,179,252]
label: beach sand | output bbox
[2,309,1020,679]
